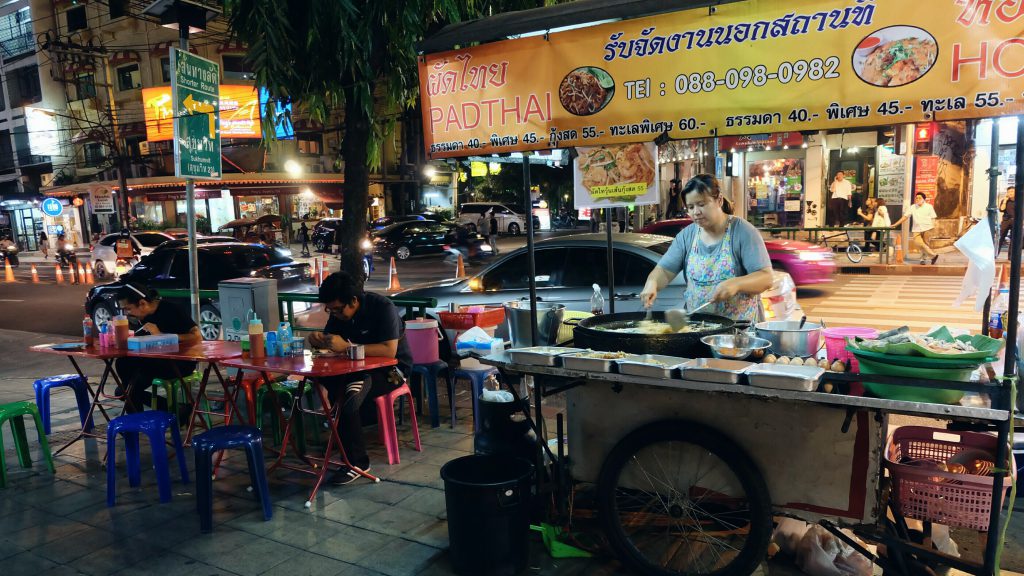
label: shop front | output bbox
[0,199,43,251]
[718,133,808,228]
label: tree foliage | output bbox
[226,0,549,281]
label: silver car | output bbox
[396,232,802,320]
[90,232,176,280]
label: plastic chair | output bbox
[451,366,499,433]
[411,360,450,429]
[150,371,203,413]
[192,426,272,533]
[0,401,54,488]
[374,382,422,465]
[255,380,307,452]
[33,374,93,435]
[105,411,189,506]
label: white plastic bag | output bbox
[796,525,872,576]
[457,325,493,344]
[772,517,812,557]
[953,219,996,312]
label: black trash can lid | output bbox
[440,455,534,488]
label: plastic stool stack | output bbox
[374,382,422,465]
[0,401,54,488]
[33,374,93,435]
[105,411,189,506]
[451,366,499,433]
[411,360,450,428]
[192,426,272,533]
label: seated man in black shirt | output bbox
[307,271,413,485]
[114,283,202,413]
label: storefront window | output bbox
[134,201,164,228]
[208,195,234,232]
[746,159,804,227]
[238,196,279,219]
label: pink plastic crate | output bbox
[822,327,878,373]
[885,426,1015,532]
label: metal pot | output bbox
[754,320,822,357]
[503,302,565,347]
[572,312,734,358]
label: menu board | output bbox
[876,149,907,205]
[420,0,1024,158]
[573,142,660,209]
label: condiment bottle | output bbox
[82,315,94,347]
[590,283,605,315]
[113,314,130,349]
[249,313,265,358]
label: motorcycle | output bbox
[552,210,577,230]
[443,237,493,266]
[0,245,18,267]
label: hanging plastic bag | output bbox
[953,219,995,312]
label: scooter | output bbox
[552,211,577,230]
[0,245,19,267]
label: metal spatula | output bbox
[665,301,712,332]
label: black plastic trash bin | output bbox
[440,455,535,576]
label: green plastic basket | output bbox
[856,356,971,405]
[848,347,995,369]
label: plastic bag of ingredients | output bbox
[796,525,872,576]
[772,517,812,557]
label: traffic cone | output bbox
[85,262,94,284]
[4,260,14,283]
[455,253,465,278]
[77,264,86,284]
[312,258,320,286]
[893,234,904,264]
[55,264,64,284]
[321,256,329,284]
[388,257,402,291]
[30,264,38,283]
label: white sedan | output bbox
[90,232,175,280]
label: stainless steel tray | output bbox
[507,347,584,367]
[616,354,694,379]
[560,351,630,372]
[682,358,753,384]
[746,363,825,391]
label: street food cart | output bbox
[416,1,1024,574]
[218,215,282,242]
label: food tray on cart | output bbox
[747,363,825,391]
[616,354,694,379]
[507,347,585,366]
[681,358,753,384]
[561,350,631,372]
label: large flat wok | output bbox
[572,311,734,358]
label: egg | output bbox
[777,356,791,365]
[804,357,818,367]
[764,354,778,364]
[823,383,834,393]
[830,360,846,372]
[818,358,830,369]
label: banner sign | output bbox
[573,142,660,209]
[171,48,221,179]
[419,0,1024,158]
[145,190,222,202]
[914,155,940,203]
[719,132,805,150]
[90,186,115,214]
[145,85,261,142]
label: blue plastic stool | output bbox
[411,360,450,429]
[451,366,499,433]
[33,374,93,435]
[106,411,189,507]
[192,426,272,533]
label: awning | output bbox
[109,50,141,66]
[42,173,346,198]
[418,0,745,53]
[217,40,247,54]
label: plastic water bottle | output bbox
[590,283,605,315]
[277,322,292,356]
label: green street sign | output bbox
[171,48,221,179]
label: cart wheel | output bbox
[847,243,863,263]
[597,420,772,576]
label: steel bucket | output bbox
[754,320,822,357]
[503,302,565,347]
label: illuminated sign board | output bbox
[25,107,60,157]
[144,84,261,141]
[259,87,294,139]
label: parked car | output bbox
[372,221,490,261]
[90,232,177,280]
[396,232,803,320]
[457,202,541,235]
[370,215,426,230]
[85,243,313,340]
[638,219,835,285]
[311,218,373,253]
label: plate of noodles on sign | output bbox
[558,66,615,116]
[573,142,660,208]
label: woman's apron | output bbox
[684,219,761,322]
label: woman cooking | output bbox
[641,174,773,322]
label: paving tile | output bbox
[382,463,443,490]
[353,538,442,576]
[340,480,420,505]
[0,496,32,519]
[177,526,254,562]
[5,516,93,549]
[47,484,111,515]
[318,525,393,564]
[202,538,299,576]
[66,498,150,528]
[133,512,202,550]
[226,507,342,549]
[401,520,448,549]
[0,536,26,561]
[111,552,239,576]
[257,551,354,576]
[320,497,390,527]
[395,488,446,518]
[14,480,90,508]
[411,448,471,467]
[32,525,119,563]
[3,552,59,576]
[356,506,436,539]
[73,536,169,576]
[334,565,387,576]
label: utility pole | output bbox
[180,22,201,324]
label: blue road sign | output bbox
[41,198,63,217]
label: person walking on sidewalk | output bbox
[828,172,853,226]
[892,192,939,264]
[998,186,1015,253]
[488,210,499,255]
[870,198,891,252]
[297,222,311,257]
[38,231,48,258]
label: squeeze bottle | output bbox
[249,312,265,358]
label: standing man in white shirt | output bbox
[892,192,939,264]
[828,172,853,226]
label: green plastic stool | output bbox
[151,371,203,413]
[0,401,55,488]
[255,380,309,452]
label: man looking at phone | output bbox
[307,271,413,484]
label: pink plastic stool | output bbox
[374,383,422,465]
